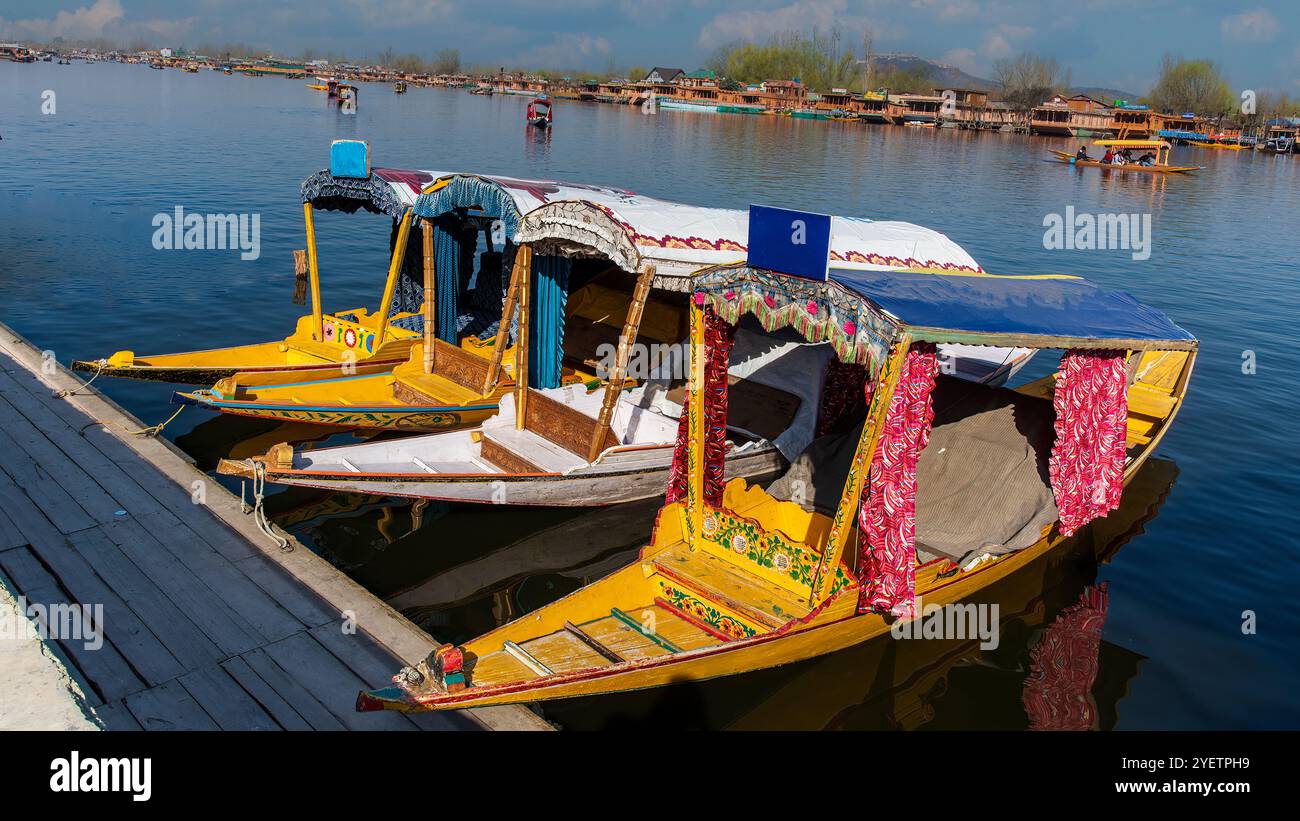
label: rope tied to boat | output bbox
[240,459,292,552]
[54,359,105,398]
[77,405,185,438]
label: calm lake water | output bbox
[2,62,1298,729]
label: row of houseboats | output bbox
[73,143,1197,712]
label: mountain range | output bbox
[869,52,1141,102]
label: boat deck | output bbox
[0,322,548,731]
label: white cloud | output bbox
[1220,8,1278,43]
[0,0,196,45]
[942,47,979,73]
[698,0,850,49]
[911,0,981,22]
[982,32,1012,60]
[519,33,612,69]
[346,0,456,28]
[1,0,125,40]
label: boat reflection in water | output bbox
[237,433,1177,730]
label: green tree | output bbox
[1147,55,1234,117]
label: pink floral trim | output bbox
[1049,350,1128,536]
[857,343,940,618]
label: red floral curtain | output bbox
[666,306,734,507]
[1021,584,1108,730]
[1049,350,1129,536]
[857,342,940,618]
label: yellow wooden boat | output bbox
[186,170,763,432]
[357,260,1196,713]
[72,164,451,384]
[1049,139,1201,173]
[1189,139,1247,150]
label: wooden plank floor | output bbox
[0,323,551,731]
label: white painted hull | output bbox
[257,443,784,506]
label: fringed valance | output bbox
[416,175,524,238]
[301,170,407,218]
[693,266,899,368]
[517,201,642,274]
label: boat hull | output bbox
[175,389,501,432]
[221,444,785,506]
[1048,150,1200,174]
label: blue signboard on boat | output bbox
[747,204,831,282]
[329,139,371,179]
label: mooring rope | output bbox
[54,360,105,398]
[240,459,292,552]
[77,405,185,438]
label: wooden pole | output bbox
[375,209,413,346]
[683,297,705,551]
[483,245,527,395]
[302,202,324,341]
[513,245,533,430]
[421,219,436,374]
[587,266,655,462]
[809,335,911,605]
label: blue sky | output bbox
[3,0,1297,93]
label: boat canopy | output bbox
[301,167,450,218]
[1093,139,1170,149]
[416,174,984,284]
[694,264,1196,369]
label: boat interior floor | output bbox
[768,375,1060,564]
[465,604,721,687]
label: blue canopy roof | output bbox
[830,268,1194,346]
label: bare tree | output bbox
[993,51,1071,112]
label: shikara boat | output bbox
[527,96,553,128]
[1049,139,1201,173]
[194,171,761,432]
[72,165,451,384]
[357,254,1196,712]
[221,203,1028,505]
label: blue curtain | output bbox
[433,220,463,344]
[528,255,570,390]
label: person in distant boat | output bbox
[1076,145,1091,160]
[1101,147,1116,164]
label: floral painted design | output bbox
[658,583,756,639]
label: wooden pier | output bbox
[0,322,550,731]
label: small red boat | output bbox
[527,96,552,129]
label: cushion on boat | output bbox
[765,376,1058,562]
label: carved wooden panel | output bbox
[480,437,543,474]
[523,389,617,458]
[433,338,491,392]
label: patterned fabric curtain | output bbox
[433,219,463,344]
[857,342,940,618]
[527,255,571,390]
[1049,350,1128,536]
[1021,584,1108,730]
[387,218,426,317]
[665,306,735,507]
[816,356,868,438]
